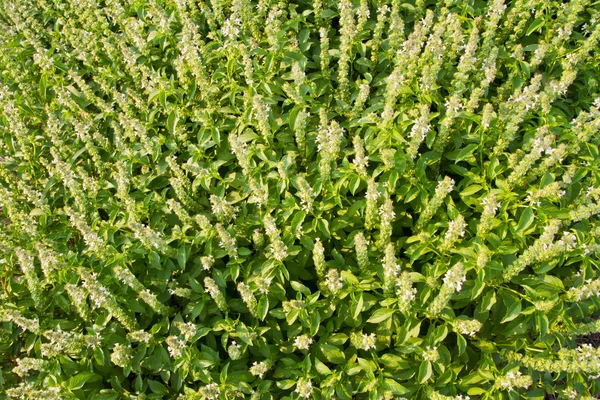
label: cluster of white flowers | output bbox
[494,370,532,391]
[228,341,242,360]
[238,282,258,317]
[294,109,310,150]
[430,392,470,400]
[381,69,404,125]
[319,27,329,72]
[64,206,104,252]
[352,135,369,176]
[312,238,326,277]
[436,94,463,151]
[562,388,579,400]
[130,221,173,256]
[166,336,186,358]
[229,133,250,174]
[427,263,467,317]
[442,215,466,251]
[34,242,60,280]
[407,104,431,159]
[568,278,600,302]
[354,232,370,269]
[40,329,84,357]
[111,343,133,367]
[336,0,356,100]
[249,361,268,378]
[79,269,138,331]
[264,214,287,262]
[443,262,467,293]
[316,120,345,179]
[396,272,417,313]
[15,248,43,308]
[481,103,496,130]
[422,346,440,362]
[12,358,49,377]
[64,283,90,320]
[378,196,396,245]
[0,308,40,333]
[452,319,482,336]
[365,178,380,229]
[417,177,454,230]
[351,331,377,351]
[295,378,313,398]
[291,62,305,87]
[221,15,241,40]
[294,334,313,350]
[382,243,401,290]
[253,94,272,139]
[128,330,152,344]
[216,223,237,259]
[255,276,272,295]
[324,268,343,293]
[5,381,63,399]
[210,194,238,222]
[352,82,370,116]
[503,220,562,282]
[505,344,600,377]
[174,321,197,341]
[199,382,221,400]
[476,246,489,269]
[204,277,227,311]
[201,255,215,271]
[133,284,168,315]
[295,175,316,213]
[477,193,499,239]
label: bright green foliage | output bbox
[1,0,600,399]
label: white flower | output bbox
[295,378,313,398]
[294,334,313,350]
[324,269,343,293]
[250,361,268,378]
[199,382,221,399]
[422,346,439,362]
[443,263,467,292]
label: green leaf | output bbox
[315,357,332,375]
[431,324,448,344]
[276,380,296,390]
[379,354,410,370]
[321,344,346,364]
[147,379,169,395]
[526,18,545,36]
[167,109,179,134]
[515,208,535,234]
[257,295,269,321]
[291,210,306,236]
[384,378,410,395]
[450,143,479,163]
[467,387,487,396]
[177,246,189,270]
[291,281,312,296]
[460,184,483,197]
[68,372,101,390]
[309,310,321,336]
[457,333,466,356]
[318,218,331,239]
[367,308,395,324]
[417,361,432,383]
[353,293,364,319]
[501,300,522,324]
[536,312,549,337]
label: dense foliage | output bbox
[1,0,600,398]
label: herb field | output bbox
[1,0,600,398]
